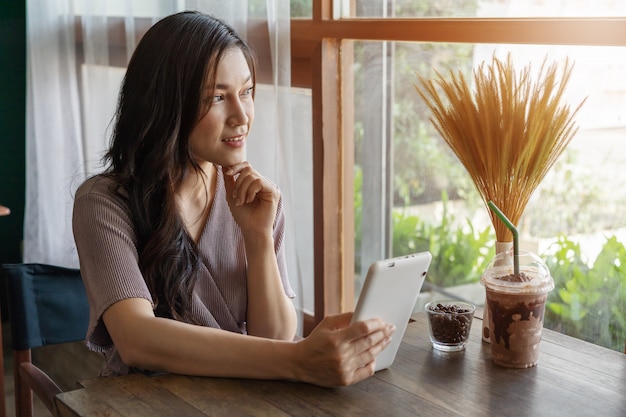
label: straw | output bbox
[487,200,519,275]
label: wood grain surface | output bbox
[55,312,626,417]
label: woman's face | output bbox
[189,47,254,169]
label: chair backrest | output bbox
[3,263,89,350]
[2,263,90,417]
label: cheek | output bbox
[247,102,255,125]
[189,117,217,151]
[199,106,216,124]
[193,112,219,135]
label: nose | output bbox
[228,97,249,127]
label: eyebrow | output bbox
[214,75,252,90]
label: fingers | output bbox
[335,327,394,386]
[224,162,275,206]
[354,328,393,368]
[319,313,395,353]
[352,321,394,358]
[235,174,263,205]
[345,317,396,342]
[295,314,396,387]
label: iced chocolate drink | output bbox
[481,250,554,368]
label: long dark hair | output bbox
[104,11,256,321]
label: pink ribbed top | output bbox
[72,167,294,376]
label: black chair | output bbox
[2,263,90,417]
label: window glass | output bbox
[291,0,313,18]
[250,0,313,18]
[346,0,626,18]
[351,39,626,352]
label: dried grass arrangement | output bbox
[415,53,585,242]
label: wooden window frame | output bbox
[294,0,626,334]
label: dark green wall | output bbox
[0,0,26,320]
[0,0,26,267]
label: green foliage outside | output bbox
[354,172,626,352]
[355,166,494,286]
[391,191,495,287]
[544,235,626,352]
[290,0,312,17]
[249,0,312,18]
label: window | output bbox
[291,0,313,17]
[293,0,626,351]
[344,0,626,18]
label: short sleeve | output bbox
[72,176,153,352]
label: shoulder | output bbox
[75,175,129,208]
[73,175,132,223]
[75,175,119,200]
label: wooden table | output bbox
[55,312,626,417]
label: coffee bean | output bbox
[428,303,474,344]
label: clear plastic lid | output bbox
[481,249,554,294]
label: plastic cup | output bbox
[481,250,554,368]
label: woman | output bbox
[72,11,394,387]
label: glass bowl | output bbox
[425,300,476,352]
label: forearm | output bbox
[115,312,298,379]
[104,299,395,387]
[244,234,297,340]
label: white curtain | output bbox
[25,0,311,325]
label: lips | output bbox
[222,130,247,142]
[221,134,246,149]
[223,136,244,142]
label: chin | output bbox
[225,153,247,166]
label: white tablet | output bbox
[351,251,432,371]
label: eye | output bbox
[211,94,225,103]
[241,86,254,97]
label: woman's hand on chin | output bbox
[222,162,279,237]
